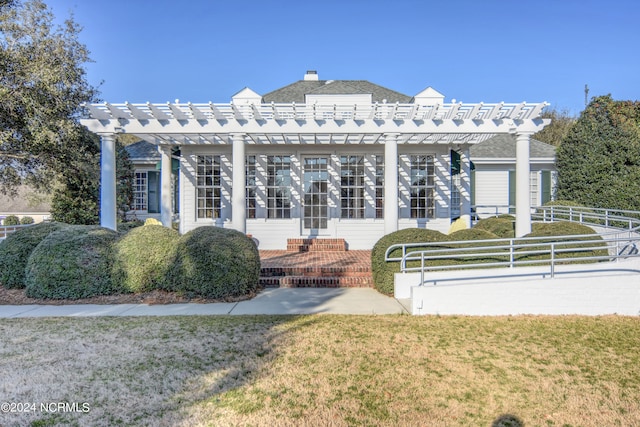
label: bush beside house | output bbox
[25,226,124,299]
[473,215,515,238]
[371,229,448,295]
[167,227,261,299]
[2,215,20,226]
[2,221,260,300]
[0,222,68,288]
[112,225,179,293]
[372,219,607,294]
[20,216,34,225]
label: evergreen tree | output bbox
[0,0,97,195]
[556,95,640,210]
[533,107,576,147]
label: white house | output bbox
[469,135,556,218]
[83,71,550,249]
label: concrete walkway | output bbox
[0,288,411,318]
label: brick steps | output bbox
[260,276,373,288]
[286,238,347,252]
[260,240,372,288]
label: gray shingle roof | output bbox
[125,140,160,160]
[470,134,556,159]
[0,186,51,214]
[262,80,412,104]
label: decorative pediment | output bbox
[231,87,262,104]
[413,87,445,106]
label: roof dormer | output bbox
[413,87,445,106]
[231,87,262,104]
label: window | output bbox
[267,156,291,218]
[410,155,435,219]
[133,171,147,211]
[196,155,221,219]
[375,155,384,219]
[530,171,539,207]
[340,155,365,218]
[246,156,256,219]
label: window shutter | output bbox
[470,169,476,206]
[147,171,160,214]
[541,170,552,204]
[508,170,516,214]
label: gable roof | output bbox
[125,140,160,161]
[470,134,556,159]
[262,79,412,104]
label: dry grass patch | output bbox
[0,316,639,426]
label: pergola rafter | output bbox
[81,99,550,239]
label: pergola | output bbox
[81,99,550,237]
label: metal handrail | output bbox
[385,205,640,286]
[0,224,32,240]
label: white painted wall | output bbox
[395,261,640,316]
[177,144,455,249]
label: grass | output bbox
[1,315,639,426]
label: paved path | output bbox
[0,288,411,318]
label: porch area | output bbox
[259,238,373,288]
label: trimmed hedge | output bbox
[517,221,609,263]
[117,220,144,234]
[448,228,500,242]
[25,226,124,299]
[20,216,34,225]
[371,228,447,295]
[473,215,515,238]
[372,220,610,295]
[0,222,68,289]
[3,215,20,226]
[112,225,179,293]
[167,227,260,299]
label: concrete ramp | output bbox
[395,259,640,316]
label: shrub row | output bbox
[0,223,260,300]
[1,215,34,226]
[372,206,608,294]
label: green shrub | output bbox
[517,221,608,263]
[112,225,179,293]
[0,222,68,289]
[473,216,515,238]
[371,228,447,295]
[117,220,144,234]
[444,228,509,266]
[448,228,500,242]
[167,227,260,299]
[20,216,34,225]
[25,225,124,299]
[3,215,20,226]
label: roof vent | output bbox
[304,70,319,81]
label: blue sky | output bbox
[45,0,639,115]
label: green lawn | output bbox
[1,315,639,426]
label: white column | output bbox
[231,133,246,233]
[384,133,399,235]
[459,146,472,228]
[100,133,117,231]
[160,145,173,228]
[515,132,532,237]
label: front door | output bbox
[302,156,329,234]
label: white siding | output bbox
[473,167,510,217]
[178,144,456,249]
